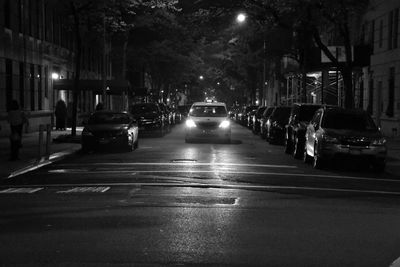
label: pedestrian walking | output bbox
[55,99,67,130]
[7,100,28,161]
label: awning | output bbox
[53,79,131,95]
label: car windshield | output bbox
[270,107,291,122]
[263,107,274,117]
[256,107,267,116]
[88,113,131,124]
[298,106,321,121]
[189,105,227,117]
[322,112,378,131]
[131,104,159,114]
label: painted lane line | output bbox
[5,182,400,196]
[0,188,43,194]
[56,187,110,194]
[47,169,400,183]
[57,162,298,169]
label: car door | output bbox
[306,110,322,157]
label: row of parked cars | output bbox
[81,102,191,152]
[231,103,387,172]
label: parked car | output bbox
[242,105,258,126]
[177,105,191,122]
[185,101,231,143]
[260,107,275,139]
[158,103,173,130]
[266,106,291,144]
[81,111,139,152]
[303,107,387,171]
[284,103,325,158]
[252,106,267,134]
[130,103,166,137]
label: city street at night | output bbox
[1,123,400,266]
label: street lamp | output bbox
[236,13,246,24]
[199,75,204,80]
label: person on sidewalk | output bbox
[7,100,28,161]
[55,99,67,130]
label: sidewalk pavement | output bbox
[1,129,400,179]
[0,128,82,179]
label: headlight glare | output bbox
[186,119,196,128]
[219,120,230,128]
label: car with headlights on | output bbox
[81,111,139,152]
[185,102,231,143]
[303,107,387,171]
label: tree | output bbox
[244,0,369,108]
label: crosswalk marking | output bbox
[0,188,43,194]
[56,187,110,194]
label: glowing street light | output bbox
[51,72,60,80]
[199,75,204,80]
[236,13,246,24]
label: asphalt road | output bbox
[1,122,400,266]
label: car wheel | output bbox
[312,144,325,169]
[133,138,139,150]
[293,137,303,159]
[303,142,312,164]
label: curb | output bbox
[5,147,81,179]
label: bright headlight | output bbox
[372,138,386,146]
[219,120,230,128]
[185,119,196,128]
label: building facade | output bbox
[0,0,116,136]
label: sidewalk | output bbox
[0,128,82,179]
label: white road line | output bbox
[2,182,400,196]
[57,162,298,168]
[0,188,43,194]
[47,169,400,183]
[56,187,110,194]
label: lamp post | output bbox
[236,13,265,106]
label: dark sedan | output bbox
[130,103,166,137]
[81,111,139,152]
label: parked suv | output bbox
[303,107,387,171]
[284,103,324,158]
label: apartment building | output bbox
[0,0,117,136]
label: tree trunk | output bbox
[71,3,81,137]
